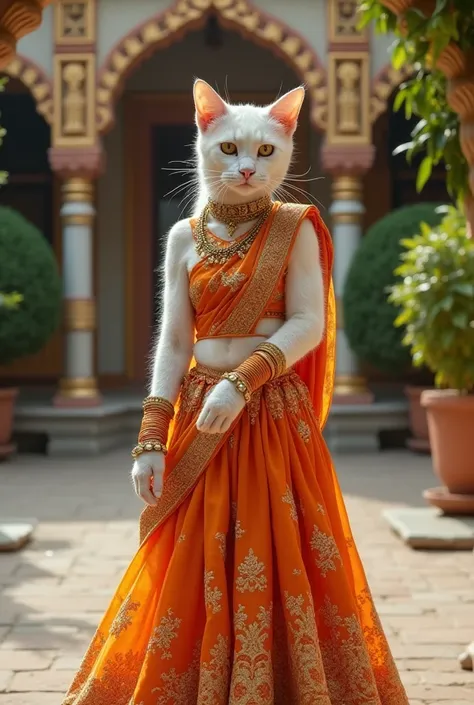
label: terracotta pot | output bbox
[436,43,467,79]
[0,387,18,460]
[405,385,431,452]
[421,390,474,494]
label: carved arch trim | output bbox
[1,53,53,124]
[370,62,413,124]
[96,0,328,134]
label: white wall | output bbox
[97,25,328,375]
[17,4,53,77]
[371,29,395,79]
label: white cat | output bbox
[131,79,325,507]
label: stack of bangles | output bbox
[131,396,175,459]
[222,342,287,404]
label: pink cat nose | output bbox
[240,168,255,181]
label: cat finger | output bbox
[218,415,231,434]
[137,474,158,506]
[208,413,225,434]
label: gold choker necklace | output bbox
[208,195,272,236]
[195,202,272,265]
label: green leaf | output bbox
[452,311,469,329]
[392,43,408,70]
[452,282,474,297]
[416,156,433,192]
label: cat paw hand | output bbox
[196,379,245,434]
[131,451,165,506]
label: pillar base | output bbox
[53,377,103,408]
[333,376,374,404]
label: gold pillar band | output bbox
[62,177,94,203]
[334,375,370,396]
[331,212,364,225]
[59,377,100,399]
[61,214,94,226]
[64,298,96,331]
[332,175,363,202]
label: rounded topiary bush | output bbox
[0,207,61,366]
[343,203,445,374]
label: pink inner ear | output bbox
[269,88,305,134]
[194,81,227,131]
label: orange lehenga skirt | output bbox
[63,365,408,705]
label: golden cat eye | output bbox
[258,144,274,157]
[220,142,238,155]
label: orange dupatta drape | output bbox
[140,202,335,546]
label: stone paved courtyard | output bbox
[1,448,474,704]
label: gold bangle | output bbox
[142,396,175,418]
[255,342,287,378]
[222,371,252,403]
[131,441,168,459]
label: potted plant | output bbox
[390,205,474,513]
[0,207,62,459]
[343,203,444,451]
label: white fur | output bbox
[132,80,325,505]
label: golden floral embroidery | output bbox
[62,629,106,702]
[293,568,302,576]
[178,533,186,543]
[319,595,382,704]
[317,503,325,514]
[215,531,227,559]
[70,649,143,705]
[189,279,203,309]
[109,596,140,638]
[282,485,298,522]
[266,385,285,420]
[204,570,223,614]
[247,389,263,425]
[235,519,246,540]
[229,433,235,448]
[283,382,300,415]
[310,525,342,577]
[285,591,330,701]
[148,608,181,660]
[297,419,311,443]
[198,634,231,701]
[152,642,201,705]
[209,267,247,294]
[236,548,267,593]
[231,604,273,703]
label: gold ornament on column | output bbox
[337,62,361,134]
[62,62,87,135]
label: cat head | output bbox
[193,79,304,205]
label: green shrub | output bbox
[0,207,61,366]
[390,206,474,392]
[343,203,445,374]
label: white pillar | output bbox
[330,176,372,401]
[54,177,101,406]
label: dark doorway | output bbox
[0,81,53,243]
[151,122,195,323]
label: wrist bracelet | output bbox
[222,371,252,403]
[132,441,168,459]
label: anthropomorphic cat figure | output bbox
[62,80,409,705]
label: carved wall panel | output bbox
[329,0,367,44]
[328,53,370,144]
[53,54,96,146]
[55,1,95,44]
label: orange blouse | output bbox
[189,203,287,342]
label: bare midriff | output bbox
[193,318,284,372]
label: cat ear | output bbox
[193,79,227,131]
[269,87,305,135]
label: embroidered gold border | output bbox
[217,203,309,336]
[139,419,240,546]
